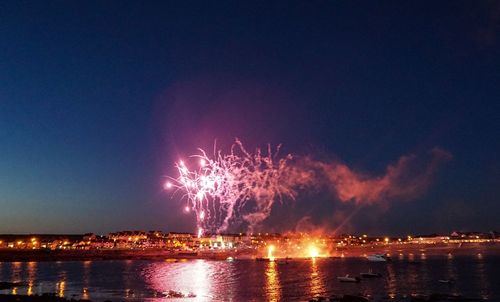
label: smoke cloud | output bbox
[313,148,452,204]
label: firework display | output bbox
[165,140,449,235]
[165,140,309,235]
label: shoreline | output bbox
[0,243,498,262]
[0,294,89,302]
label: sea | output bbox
[0,254,499,301]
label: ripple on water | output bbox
[0,256,498,301]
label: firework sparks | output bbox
[165,139,302,233]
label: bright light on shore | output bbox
[268,245,275,261]
[308,245,319,258]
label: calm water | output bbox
[0,255,499,301]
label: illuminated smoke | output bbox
[316,147,452,204]
[166,141,450,233]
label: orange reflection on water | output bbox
[82,261,92,300]
[265,260,281,302]
[11,262,22,282]
[309,258,326,298]
[27,283,33,296]
[27,262,37,296]
[386,263,397,298]
[406,254,418,295]
[57,281,65,297]
[82,288,89,300]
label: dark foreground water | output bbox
[1,254,499,301]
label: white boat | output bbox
[366,254,387,262]
[438,278,455,284]
[337,274,360,283]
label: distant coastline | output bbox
[0,242,498,262]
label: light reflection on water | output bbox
[11,262,22,283]
[26,262,36,296]
[82,260,91,300]
[476,254,490,299]
[420,253,430,295]
[265,260,281,302]
[309,258,326,298]
[144,259,215,301]
[0,255,498,301]
[386,262,397,298]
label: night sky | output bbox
[1,1,499,235]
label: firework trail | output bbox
[165,139,310,235]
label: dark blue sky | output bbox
[1,1,499,235]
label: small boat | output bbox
[337,274,361,283]
[256,257,270,261]
[360,269,382,278]
[438,278,456,284]
[366,254,388,262]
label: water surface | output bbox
[0,254,498,301]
